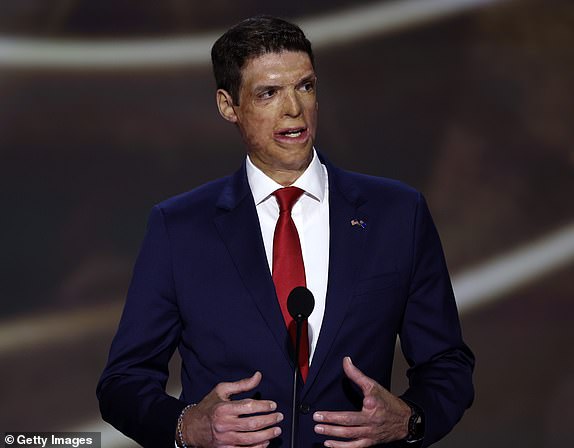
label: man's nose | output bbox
[282,89,302,117]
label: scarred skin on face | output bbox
[216,51,318,186]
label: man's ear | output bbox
[216,89,238,123]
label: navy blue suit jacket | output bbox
[97,155,474,447]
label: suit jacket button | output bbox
[299,403,311,414]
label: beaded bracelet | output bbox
[176,403,196,448]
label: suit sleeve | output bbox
[96,205,186,447]
[399,193,475,447]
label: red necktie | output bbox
[272,187,310,381]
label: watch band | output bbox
[405,402,425,445]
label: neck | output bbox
[267,169,305,186]
[248,153,313,186]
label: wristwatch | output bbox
[405,402,425,445]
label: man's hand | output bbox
[179,371,283,448]
[313,357,411,448]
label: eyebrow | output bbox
[253,72,317,94]
[299,74,317,85]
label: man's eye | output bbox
[258,89,276,99]
[300,82,315,92]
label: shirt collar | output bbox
[246,149,326,205]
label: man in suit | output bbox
[97,16,474,448]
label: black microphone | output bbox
[288,286,315,323]
[287,286,315,448]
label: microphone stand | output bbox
[291,314,304,448]
[286,286,314,448]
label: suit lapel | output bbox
[214,164,293,368]
[303,161,368,397]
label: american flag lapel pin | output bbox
[351,218,367,229]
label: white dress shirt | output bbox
[246,150,329,363]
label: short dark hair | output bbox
[211,15,315,104]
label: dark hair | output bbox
[211,15,315,104]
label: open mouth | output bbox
[276,127,307,139]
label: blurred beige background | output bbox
[1,0,573,446]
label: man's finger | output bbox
[231,399,280,416]
[215,371,263,400]
[322,438,368,448]
[234,426,282,446]
[314,422,370,440]
[215,426,282,446]
[313,410,367,427]
[342,357,375,396]
[214,406,283,431]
